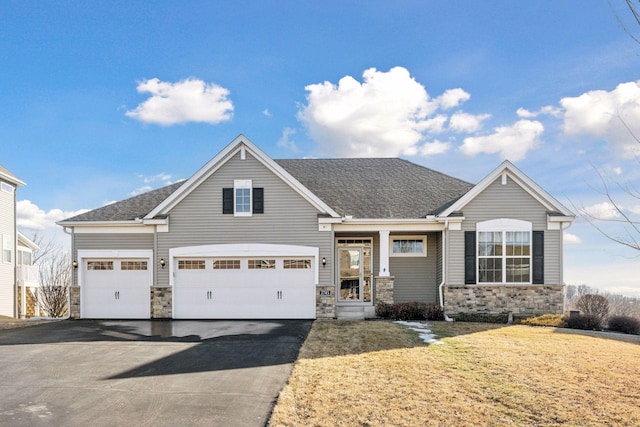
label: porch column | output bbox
[379,230,390,277]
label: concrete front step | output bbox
[336,305,376,320]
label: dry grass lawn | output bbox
[269,321,640,426]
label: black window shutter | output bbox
[222,188,233,214]
[252,188,264,214]
[532,231,544,284]
[464,231,476,284]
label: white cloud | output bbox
[276,127,299,152]
[612,166,623,175]
[436,88,471,110]
[420,140,450,156]
[17,200,89,231]
[448,112,490,133]
[298,67,478,157]
[262,109,271,117]
[563,232,582,244]
[130,173,176,196]
[129,186,153,196]
[516,108,536,118]
[580,202,621,220]
[628,204,640,214]
[560,81,640,157]
[142,173,173,184]
[459,120,544,161]
[517,106,562,118]
[126,78,233,125]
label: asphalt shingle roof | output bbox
[64,181,185,222]
[62,158,474,222]
[276,158,473,218]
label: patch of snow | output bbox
[395,321,443,345]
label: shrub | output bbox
[576,294,609,323]
[519,314,566,327]
[608,315,640,335]
[450,313,510,323]
[566,313,602,330]
[375,302,444,321]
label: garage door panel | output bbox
[174,255,316,319]
[82,258,151,319]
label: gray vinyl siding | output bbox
[447,176,563,285]
[74,234,154,251]
[72,234,154,286]
[390,232,439,304]
[0,181,16,317]
[156,151,332,286]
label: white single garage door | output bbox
[81,258,151,319]
[172,245,317,319]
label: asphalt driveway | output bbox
[0,319,312,427]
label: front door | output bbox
[338,246,372,303]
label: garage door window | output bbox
[178,260,206,270]
[213,259,241,269]
[87,261,113,270]
[283,259,311,269]
[248,259,275,269]
[121,261,147,270]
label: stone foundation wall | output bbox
[316,285,335,319]
[69,286,81,319]
[375,276,395,305]
[151,287,172,318]
[444,284,564,317]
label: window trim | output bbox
[234,179,252,217]
[1,182,14,194]
[389,235,427,257]
[2,234,13,264]
[476,219,532,285]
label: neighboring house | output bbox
[58,135,575,320]
[0,165,40,318]
[17,231,41,317]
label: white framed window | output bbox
[2,234,12,263]
[234,179,252,217]
[248,259,276,269]
[283,259,311,269]
[178,259,206,270]
[1,182,14,194]
[477,219,532,284]
[390,235,427,257]
[121,261,148,270]
[87,261,113,270]
[213,259,240,269]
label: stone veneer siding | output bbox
[316,285,335,319]
[151,287,172,318]
[375,276,395,305]
[69,286,81,319]
[444,285,564,317]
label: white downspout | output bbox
[438,221,446,309]
[438,221,453,321]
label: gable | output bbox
[462,177,549,229]
[166,150,327,218]
[146,135,338,219]
[439,160,574,221]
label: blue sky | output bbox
[2,1,639,296]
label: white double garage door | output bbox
[78,245,318,319]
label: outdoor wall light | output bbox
[322,257,327,267]
[72,260,78,269]
[160,258,166,269]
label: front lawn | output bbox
[269,321,640,426]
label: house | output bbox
[0,165,41,318]
[17,231,41,317]
[57,135,575,320]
